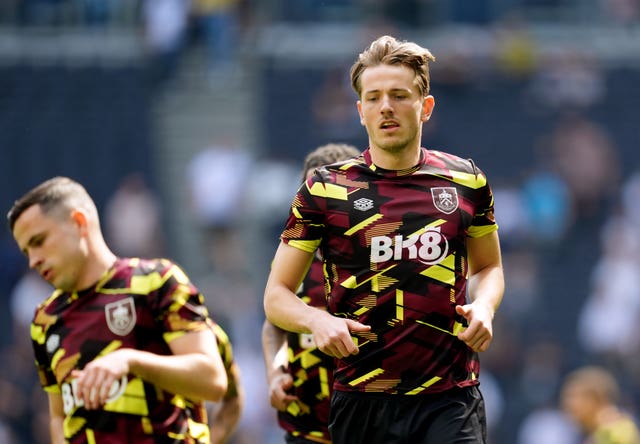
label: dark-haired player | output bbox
[264,35,504,444]
[262,143,360,443]
[8,176,229,443]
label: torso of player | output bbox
[31,257,210,443]
[283,148,497,395]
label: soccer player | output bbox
[262,143,361,444]
[263,35,505,444]
[208,321,244,444]
[8,176,229,444]
[560,366,640,444]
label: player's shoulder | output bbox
[117,257,193,288]
[314,154,366,181]
[426,149,480,175]
[121,257,176,274]
[33,288,63,318]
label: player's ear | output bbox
[357,100,365,126]
[421,96,435,122]
[71,209,88,230]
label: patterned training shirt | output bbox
[281,147,498,395]
[209,321,238,396]
[31,257,213,443]
[278,255,333,443]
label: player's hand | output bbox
[268,368,298,411]
[455,302,494,352]
[71,348,133,410]
[310,311,371,359]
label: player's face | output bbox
[357,64,434,155]
[12,204,88,291]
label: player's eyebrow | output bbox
[363,87,411,95]
[20,232,44,256]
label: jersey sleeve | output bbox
[280,173,328,253]
[31,298,61,393]
[467,165,499,238]
[152,260,211,344]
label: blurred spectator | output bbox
[560,366,640,443]
[578,172,640,381]
[142,0,191,85]
[578,215,640,361]
[187,139,253,230]
[547,112,620,218]
[527,49,606,110]
[520,171,572,243]
[517,406,581,444]
[190,0,242,76]
[493,13,538,79]
[103,172,166,258]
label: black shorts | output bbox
[328,385,487,444]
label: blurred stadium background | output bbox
[1,1,639,443]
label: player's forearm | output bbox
[261,321,288,380]
[128,350,228,402]
[468,265,504,315]
[210,397,243,444]
[264,283,320,334]
[50,418,65,444]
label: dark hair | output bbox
[7,176,94,231]
[350,35,436,98]
[302,143,361,182]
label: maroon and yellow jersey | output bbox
[589,415,640,444]
[278,255,333,443]
[209,321,238,396]
[31,257,212,443]
[281,148,498,395]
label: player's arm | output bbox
[262,319,298,410]
[456,230,504,352]
[47,393,65,444]
[209,362,244,444]
[72,328,228,409]
[264,241,370,358]
[263,241,315,333]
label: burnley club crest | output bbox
[105,297,136,336]
[431,187,459,214]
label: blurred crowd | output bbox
[1,0,640,443]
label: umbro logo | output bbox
[354,198,373,211]
[46,334,60,354]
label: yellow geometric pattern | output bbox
[340,264,398,289]
[344,213,384,236]
[406,376,443,395]
[348,368,385,387]
[103,377,148,416]
[420,254,456,286]
[308,182,349,200]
